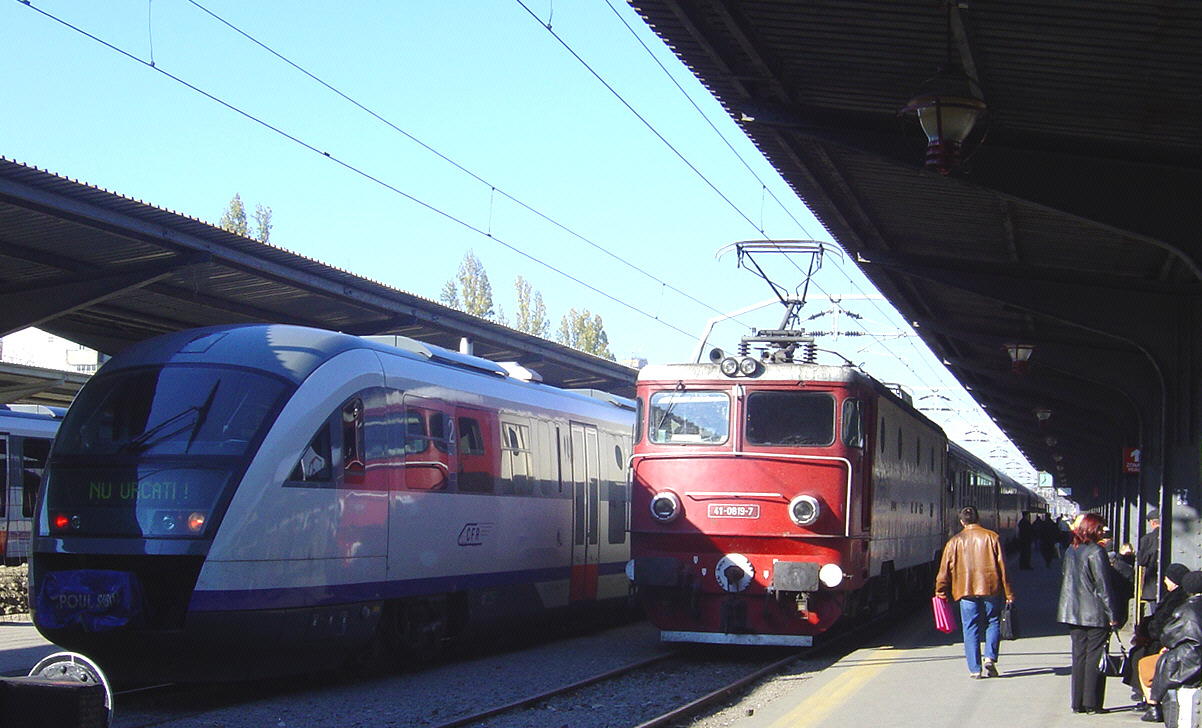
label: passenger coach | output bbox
[30,324,634,681]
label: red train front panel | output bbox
[627,362,869,645]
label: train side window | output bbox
[342,398,365,475]
[458,417,485,455]
[916,437,921,466]
[841,399,863,448]
[879,417,887,454]
[896,428,903,460]
[429,412,453,454]
[289,422,332,483]
[404,410,429,454]
[634,397,644,445]
[21,438,52,518]
[501,422,533,496]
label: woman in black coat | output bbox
[1057,513,1118,715]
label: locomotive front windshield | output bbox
[42,365,290,538]
[649,391,730,444]
[745,391,834,446]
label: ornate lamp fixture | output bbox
[900,7,989,174]
[1003,341,1035,374]
[1034,407,1052,426]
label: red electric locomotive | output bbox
[626,333,949,645]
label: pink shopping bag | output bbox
[932,596,956,633]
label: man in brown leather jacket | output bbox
[935,506,1016,679]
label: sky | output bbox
[0,0,1038,484]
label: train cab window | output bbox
[648,391,729,445]
[290,422,332,483]
[841,399,863,448]
[745,391,833,446]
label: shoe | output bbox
[1141,705,1163,723]
[983,658,999,677]
[1084,707,1107,715]
[968,672,982,679]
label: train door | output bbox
[0,434,8,559]
[569,422,600,601]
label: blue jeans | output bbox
[959,596,1002,674]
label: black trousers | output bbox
[1069,625,1109,711]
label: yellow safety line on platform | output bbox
[765,646,896,728]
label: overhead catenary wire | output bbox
[16,0,701,342]
[184,0,755,332]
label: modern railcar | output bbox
[29,324,634,682]
[1,405,62,563]
[625,350,949,645]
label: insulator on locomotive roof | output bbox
[800,340,818,364]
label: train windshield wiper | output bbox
[119,406,201,454]
[184,381,220,453]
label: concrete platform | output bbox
[737,559,1150,728]
[0,619,59,678]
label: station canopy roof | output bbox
[0,157,636,402]
[631,0,1202,508]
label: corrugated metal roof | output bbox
[630,0,1202,508]
[0,157,635,398]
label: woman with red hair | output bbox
[1057,513,1119,714]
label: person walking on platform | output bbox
[935,506,1015,679]
[1057,513,1119,715]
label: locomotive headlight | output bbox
[650,491,682,523]
[819,563,845,588]
[788,495,821,527]
[187,511,208,534]
[719,357,740,377]
[738,357,761,376]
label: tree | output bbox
[219,194,273,244]
[440,250,495,320]
[556,308,614,360]
[252,203,273,245]
[219,194,248,237]
[513,276,550,337]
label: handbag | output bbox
[999,602,1019,640]
[932,596,956,633]
[1099,632,1130,677]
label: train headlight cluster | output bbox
[788,495,821,527]
[151,510,210,536]
[819,563,845,588]
[649,491,682,523]
[718,356,762,378]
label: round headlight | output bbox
[819,563,844,588]
[738,357,761,376]
[650,491,681,523]
[719,357,740,377]
[789,495,821,527]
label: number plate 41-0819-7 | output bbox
[707,504,760,518]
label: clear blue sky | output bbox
[1,0,1036,483]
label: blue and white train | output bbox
[30,325,634,682]
[1,405,62,563]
